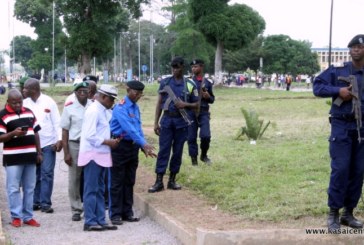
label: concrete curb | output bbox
[135,193,364,245]
[0,213,5,245]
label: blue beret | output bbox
[190,59,204,66]
[348,34,364,48]
[127,80,145,91]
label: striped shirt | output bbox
[0,104,41,166]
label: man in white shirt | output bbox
[23,78,62,213]
[78,84,119,232]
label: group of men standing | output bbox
[0,56,215,232]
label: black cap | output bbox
[190,59,204,66]
[83,75,98,83]
[348,34,364,48]
[127,80,145,91]
[171,56,185,67]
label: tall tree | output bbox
[262,35,320,77]
[14,0,65,77]
[10,35,33,74]
[189,0,265,83]
[59,0,147,74]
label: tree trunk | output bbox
[78,53,92,75]
[214,40,224,84]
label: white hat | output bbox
[98,84,118,99]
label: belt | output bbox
[330,114,357,122]
[69,139,80,143]
[163,111,182,118]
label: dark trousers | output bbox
[109,140,139,221]
[188,111,211,157]
[155,126,188,174]
[328,119,364,209]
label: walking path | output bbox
[0,151,181,245]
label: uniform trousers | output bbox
[328,119,364,209]
[109,140,139,220]
[188,111,211,157]
[155,125,188,174]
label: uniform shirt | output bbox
[77,100,113,167]
[192,76,215,109]
[159,76,199,129]
[110,96,146,147]
[23,93,61,148]
[60,98,92,141]
[0,104,41,166]
[313,62,364,116]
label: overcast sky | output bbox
[0,0,361,51]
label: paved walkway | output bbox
[0,151,181,245]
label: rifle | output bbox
[334,75,362,142]
[161,85,193,125]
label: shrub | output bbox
[235,107,271,141]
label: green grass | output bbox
[1,83,338,222]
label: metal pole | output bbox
[138,20,141,81]
[64,48,66,83]
[328,0,334,67]
[114,37,116,81]
[93,57,96,75]
[52,1,55,85]
[119,32,122,82]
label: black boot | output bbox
[148,174,164,193]
[340,208,363,229]
[167,173,181,190]
[200,138,211,164]
[327,208,340,233]
[191,157,198,166]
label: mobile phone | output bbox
[21,126,28,132]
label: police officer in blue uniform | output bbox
[313,34,364,232]
[188,59,215,165]
[109,81,156,225]
[148,57,199,193]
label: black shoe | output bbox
[327,208,340,233]
[72,213,81,221]
[101,224,118,230]
[33,204,41,211]
[83,224,104,231]
[41,207,54,213]
[340,209,363,229]
[122,216,140,222]
[111,219,123,225]
[191,157,198,166]
[200,155,212,164]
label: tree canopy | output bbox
[189,0,265,83]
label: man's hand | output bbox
[36,153,43,165]
[339,85,355,101]
[13,127,27,137]
[106,138,120,149]
[174,99,186,109]
[201,90,211,99]
[64,153,72,166]
[53,140,63,152]
[142,144,157,158]
[154,124,161,136]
